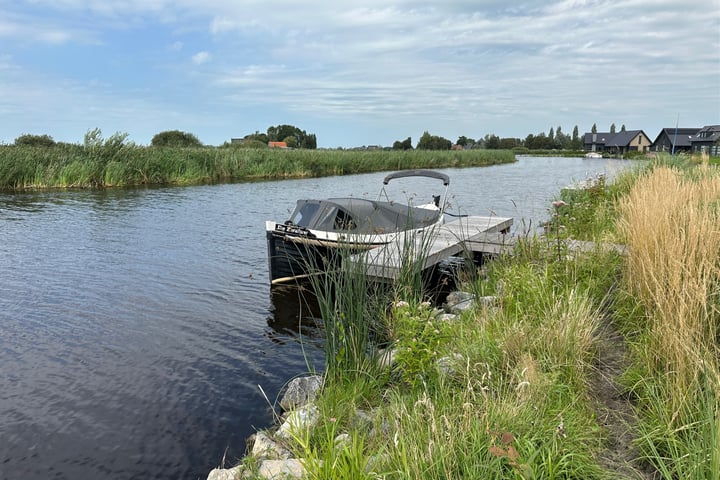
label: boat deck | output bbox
[348,215,514,281]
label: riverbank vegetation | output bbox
[239,154,718,479]
[0,131,515,190]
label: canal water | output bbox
[0,157,631,479]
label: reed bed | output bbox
[617,162,720,479]
[0,145,515,190]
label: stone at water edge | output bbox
[279,375,323,412]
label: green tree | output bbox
[591,123,597,134]
[301,133,317,149]
[266,124,317,149]
[621,124,626,132]
[14,133,56,147]
[572,125,581,150]
[151,130,202,147]
[484,134,501,149]
[498,137,520,149]
[392,137,413,150]
[244,131,268,144]
[555,125,571,149]
[548,127,555,144]
[416,131,451,150]
[610,123,616,133]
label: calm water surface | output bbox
[0,157,631,479]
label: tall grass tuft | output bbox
[304,244,387,383]
[617,163,720,479]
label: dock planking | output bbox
[350,215,514,281]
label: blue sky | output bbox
[1,0,718,148]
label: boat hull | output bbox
[266,224,384,284]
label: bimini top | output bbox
[289,198,440,235]
[383,169,450,186]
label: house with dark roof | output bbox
[583,130,651,155]
[689,125,720,155]
[651,128,701,153]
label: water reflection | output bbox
[267,284,324,343]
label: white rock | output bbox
[436,313,458,322]
[377,347,396,368]
[276,405,320,440]
[251,431,293,460]
[436,353,465,376]
[258,459,306,479]
[444,291,476,313]
[279,375,324,411]
[207,465,243,480]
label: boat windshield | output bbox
[314,206,356,231]
[291,202,320,227]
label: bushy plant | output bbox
[151,130,203,147]
[14,133,56,147]
[389,301,448,389]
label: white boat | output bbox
[265,170,450,285]
[584,152,603,158]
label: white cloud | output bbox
[0,0,717,146]
[192,51,211,64]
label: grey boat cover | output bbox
[289,198,440,235]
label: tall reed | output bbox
[617,163,720,478]
[0,145,516,190]
[618,165,719,386]
[303,243,386,382]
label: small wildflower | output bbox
[552,200,567,208]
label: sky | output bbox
[1,0,719,148]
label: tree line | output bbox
[8,122,628,150]
[394,123,634,151]
[397,125,586,151]
[8,124,319,150]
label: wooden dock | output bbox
[349,216,514,281]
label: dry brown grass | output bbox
[617,164,720,411]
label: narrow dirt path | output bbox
[590,316,655,479]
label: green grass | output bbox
[285,226,625,479]
[0,144,516,190]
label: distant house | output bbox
[689,125,720,155]
[268,141,288,149]
[651,128,700,153]
[583,130,651,155]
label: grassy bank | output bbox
[232,153,718,479]
[0,144,515,190]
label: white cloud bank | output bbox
[0,0,718,146]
